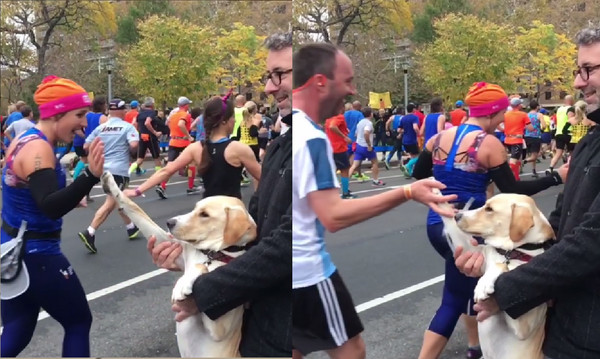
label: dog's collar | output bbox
[496,238,556,264]
[200,245,246,265]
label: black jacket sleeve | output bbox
[489,162,562,196]
[494,191,600,318]
[192,204,292,320]
[28,167,100,220]
[413,149,433,179]
[548,192,564,234]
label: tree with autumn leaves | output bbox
[416,14,577,103]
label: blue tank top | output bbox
[73,112,102,146]
[427,124,490,225]
[524,112,542,138]
[424,113,442,145]
[1,128,65,255]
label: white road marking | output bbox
[355,275,445,313]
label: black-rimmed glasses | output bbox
[263,69,292,86]
[573,64,600,81]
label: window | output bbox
[545,91,552,100]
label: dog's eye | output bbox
[485,206,493,212]
[199,211,209,218]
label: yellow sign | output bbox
[88,92,94,100]
[369,92,392,109]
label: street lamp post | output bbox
[402,62,409,111]
[106,59,114,101]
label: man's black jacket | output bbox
[494,108,600,359]
[191,117,292,357]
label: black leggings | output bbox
[1,254,92,357]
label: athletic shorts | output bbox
[555,134,571,151]
[508,144,523,160]
[347,142,356,156]
[403,143,420,156]
[167,146,185,162]
[353,144,376,161]
[137,136,160,159]
[112,174,130,190]
[74,145,87,157]
[258,137,268,150]
[541,132,552,144]
[525,137,541,154]
[293,271,364,356]
[333,152,351,170]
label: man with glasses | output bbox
[456,27,600,359]
[146,32,293,357]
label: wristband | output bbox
[403,184,412,200]
[135,188,143,197]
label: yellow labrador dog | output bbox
[436,189,555,359]
[101,171,257,358]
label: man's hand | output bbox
[147,235,183,271]
[122,188,139,197]
[367,145,373,152]
[155,131,162,138]
[454,240,485,277]
[172,296,199,322]
[474,297,500,322]
[259,127,268,135]
[345,136,352,145]
[409,179,458,217]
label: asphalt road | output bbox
[1,162,258,357]
[308,157,563,359]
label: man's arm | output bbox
[494,191,600,319]
[145,117,161,137]
[329,123,350,144]
[364,128,372,149]
[178,119,191,140]
[192,204,292,320]
[437,115,446,133]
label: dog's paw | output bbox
[171,275,195,303]
[474,278,496,303]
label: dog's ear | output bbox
[509,204,534,242]
[223,207,256,246]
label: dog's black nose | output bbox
[166,219,177,230]
[454,212,463,221]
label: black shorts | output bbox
[293,271,364,356]
[74,145,87,157]
[137,136,161,159]
[250,144,260,162]
[555,134,571,151]
[508,144,523,160]
[112,174,130,190]
[333,152,350,170]
[258,137,269,150]
[403,143,420,155]
[525,137,541,154]
[168,146,185,162]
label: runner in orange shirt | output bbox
[503,98,533,180]
[325,107,354,198]
[449,100,467,126]
[156,96,200,198]
[124,100,139,128]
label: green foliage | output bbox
[417,14,518,102]
[411,0,471,44]
[120,16,218,107]
[115,0,174,45]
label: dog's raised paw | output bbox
[474,278,496,303]
[171,275,194,303]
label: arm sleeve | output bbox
[547,192,564,234]
[562,122,572,135]
[294,138,339,198]
[489,162,561,196]
[28,167,100,220]
[126,124,140,144]
[495,191,600,318]
[192,204,292,320]
[249,125,259,138]
[413,149,433,179]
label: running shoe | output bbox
[78,230,97,254]
[384,160,390,170]
[127,225,140,239]
[155,186,167,199]
[466,347,482,359]
[341,192,357,199]
[187,186,202,195]
[372,179,385,186]
[359,174,371,182]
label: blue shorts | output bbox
[353,144,376,161]
[541,132,552,144]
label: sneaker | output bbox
[541,153,546,160]
[240,178,251,187]
[127,225,140,239]
[358,174,371,182]
[466,347,482,359]
[545,168,554,176]
[341,192,357,199]
[372,179,385,186]
[352,173,361,179]
[78,230,97,254]
[532,170,538,178]
[136,168,146,176]
[155,186,167,199]
[400,165,411,179]
[384,160,390,170]
[187,186,202,195]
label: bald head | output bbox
[352,101,361,110]
[565,95,574,105]
[235,95,246,107]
